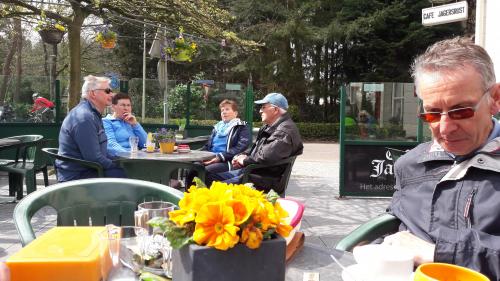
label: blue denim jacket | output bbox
[56,100,120,181]
[389,119,500,280]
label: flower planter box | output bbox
[38,29,65,45]
[172,236,286,281]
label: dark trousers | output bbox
[186,162,231,188]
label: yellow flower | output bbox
[240,225,263,249]
[169,209,195,226]
[276,223,293,238]
[193,202,240,250]
[226,199,253,225]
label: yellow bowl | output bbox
[414,263,490,281]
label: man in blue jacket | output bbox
[56,75,125,181]
[384,37,500,281]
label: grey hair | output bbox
[81,75,111,99]
[411,37,496,98]
[278,107,287,114]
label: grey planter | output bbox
[38,29,65,45]
[172,236,286,281]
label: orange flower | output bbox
[240,225,263,249]
[226,199,253,226]
[193,202,239,250]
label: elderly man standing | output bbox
[56,75,125,181]
[207,92,303,194]
[384,37,500,280]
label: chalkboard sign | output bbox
[340,144,416,197]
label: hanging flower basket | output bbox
[35,11,66,45]
[165,27,198,62]
[95,30,117,49]
[101,39,116,49]
[38,29,65,45]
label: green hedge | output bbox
[253,121,339,141]
[188,119,341,141]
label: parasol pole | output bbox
[142,24,146,120]
[163,27,169,124]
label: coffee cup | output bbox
[414,263,490,281]
[353,244,413,281]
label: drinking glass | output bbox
[129,136,139,153]
[134,201,176,278]
[134,201,176,233]
[99,225,147,280]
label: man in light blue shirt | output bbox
[103,92,147,156]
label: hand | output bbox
[203,157,220,166]
[232,154,247,169]
[122,112,137,126]
[382,231,435,265]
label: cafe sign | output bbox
[422,1,467,26]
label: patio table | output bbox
[175,135,209,146]
[115,150,214,162]
[0,137,24,203]
[107,242,354,281]
[0,138,22,149]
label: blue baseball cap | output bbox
[255,92,288,110]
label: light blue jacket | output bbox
[102,114,147,156]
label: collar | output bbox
[83,99,103,117]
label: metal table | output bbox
[108,242,354,281]
[286,243,355,281]
[0,138,21,149]
[116,150,215,162]
[0,137,23,203]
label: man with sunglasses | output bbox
[382,37,500,280]
[57,75,126,181]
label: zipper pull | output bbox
[463,188,477,228]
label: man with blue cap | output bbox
[206,92,303,194]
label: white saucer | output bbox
[341,264,414,281]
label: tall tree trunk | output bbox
[14,17,22,104]
[0,19,17,106]
[67,4,87,110]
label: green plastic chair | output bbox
[241,156,297,197]
[42,147,104,180]
[335,213,401,252]
[0,136,48,199]
[13,178,184,246]
[118,158,206,187]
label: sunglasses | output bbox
[94,88,113,94]
[418,91,490,123]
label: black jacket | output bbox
[242,113,303,192]
[202,120,251,162]
[389,134,500,281]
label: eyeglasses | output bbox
[94,88,113,94]
[418,90,490,123]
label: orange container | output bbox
[414,263,490,281]
[6,227,110,281]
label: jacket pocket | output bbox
[98,129,107,144]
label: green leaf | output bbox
[193,177,207,188]
[266,190,279,204]
[147,218,193,249]
[139,271,170,281]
